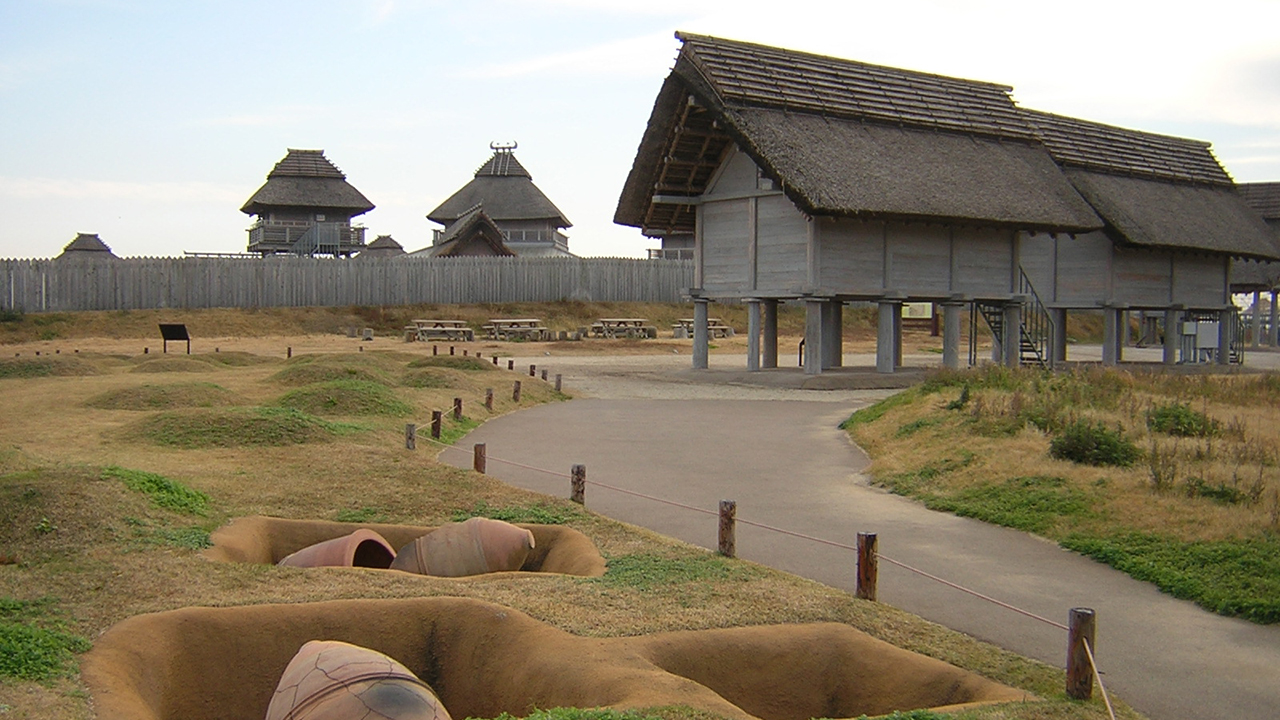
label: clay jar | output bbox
[265,640,450,720]
[389,517,534,577]
[277,529,397,569]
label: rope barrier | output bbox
[581,478,719,516]
[1083,638,1117,720]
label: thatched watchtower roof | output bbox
[358,235,405,258]
[427,147,570,227]
[427,205,517,257]
[615,32,1102,238]
[1026,111,1279,260]
[58,233,115,258]
[240,149,374,216]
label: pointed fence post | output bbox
[718,500,736,557]
[571,464,586,504]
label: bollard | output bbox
[287,346,292,359]
[571,464,586,504]
[433,344,438,356]
[529,364,536,377]
[508,359,514,370]
[144,347,149,354]
[1067,608,1097,700]
[856,532,878,601]
[450,346,455,356]
[473,443,487,474]
[405,423,416,450]
[453,397,462,421]
[431,410,442,439]
[555,373,562,392]
[718,500,736,557]
[512,380,521,402]
[484,388,494,411]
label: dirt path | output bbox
[441,352,1280,720]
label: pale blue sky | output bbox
[2,0,1278,260]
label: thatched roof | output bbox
[58,233,115,257]
[427,148,570,227]
[1239,182,1280,220]
[1026,111,1278,260]
[428,205,516,257]
[615,33,1102,237]
[358,235,405,258]
[240,149,374,216]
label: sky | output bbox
[1,0,1279,260]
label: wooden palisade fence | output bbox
[0,256,695,312]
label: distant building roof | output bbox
[1239,182,1280,220]
[426,205,517,257]
[58,233,115,257]
[358,234,405,258]
[427,146,571,227]
[240,149,375,216]
[1027,110,1278,260]
[615,33,1102,237]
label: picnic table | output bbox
[674,318,735,338]
[590,318,658,339]
[408,319,474,342]
[484,318,549,341]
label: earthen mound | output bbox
[204,515,606,577]
[81,597,1031,720]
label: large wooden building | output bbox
[616,33,1279,373]
[241,149,374,257]
[427,144,574,257]
[1231,182,1280,346]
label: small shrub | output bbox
[0,306,24,323]
[1148,402,1219,437]
[944,386,970,410]
[1184,477,1249,505]
[1049,420,1140,467]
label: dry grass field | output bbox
[0,305,1136,720]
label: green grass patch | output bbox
[129,356,218,373]
[407,356,494,371]
[131,407,363,448]
[436,415,482,446]
[270,355,397,387]
[85,382,240,410]
[595,552,757,590]
[121,516,212,550]
[275,379,415,417]
[878,453,975,495]
[402,369,456,389]
[0,597,91,681]
[917,476,1096,535]
[1062,533,1280,623]
[333,507,389,524]
[102,466,209,515]
[895,417,940,438]
[0,356,97,379]
[1147,402,1220,437]
[483,709,669,720]
[840,389,920,428]
[451,500,585,525]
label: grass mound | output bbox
[269,354,398,386]
[275,379,415,417]
[402,369,456,389]
[0,356,98,379]
[130,356,219,373]
[408,355,494,371]
[198,351,278,367]
[85,382,241,410]
[129,407,362,447]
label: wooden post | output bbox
[433,344,438,356]
[473,443,486,473]
[554,373,562,392]
[529,364,536,377]
[405,423,416,450]
[856,532,878,601]
[540,368,548,381]
[452,397,462,421]
[718,500,737,557]
[512,381,522,402]
[507,359,514,370]
[449,346,455,356]
[431,410,442,439]
[484,388,494,411]
[492,355,498,365]
[571,464,586,504]
[1067,608,1096,700]
[463,349,468,356]
[287,346,292,358]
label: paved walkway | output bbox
[441,351,1280,720]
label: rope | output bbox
[877,554,1069,631]
[582,478,719,516]
[1083,638,1117,720]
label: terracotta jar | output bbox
[389,517,534,577]
[277,529,397,569]
[265,640,450,720]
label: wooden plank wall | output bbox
[0,256,695,312]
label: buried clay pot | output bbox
[277,529,396,569]
[265,640,451,720]
[389,517,534,577]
